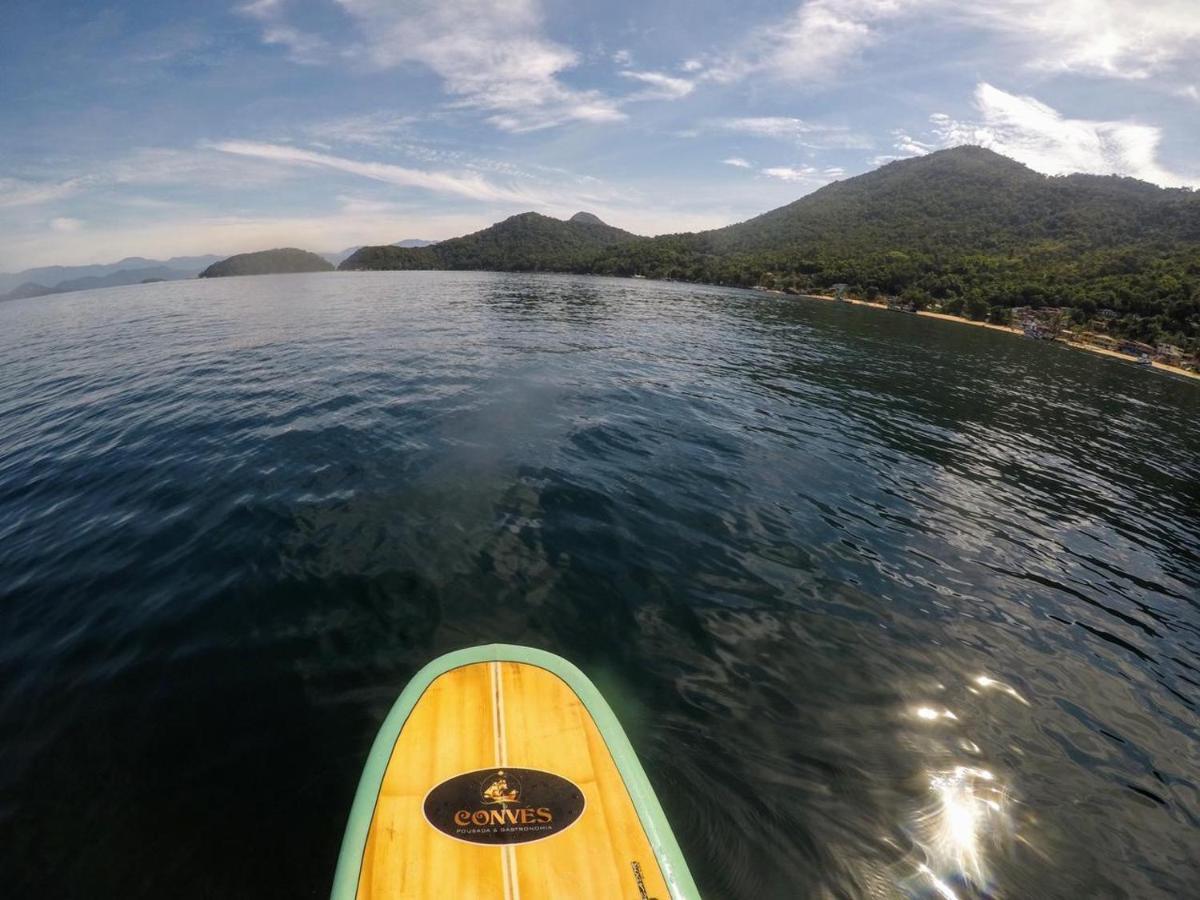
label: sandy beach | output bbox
[801,293,1200,382]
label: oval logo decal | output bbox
[423,767,586,845]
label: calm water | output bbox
[2,272,1198,898]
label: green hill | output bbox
[199,248,333,278]
[339,212,639,273]
[583,148,1200,348]
[338,148,1200,351]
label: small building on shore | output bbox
[1013,306,1068,339]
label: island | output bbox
[199,248,333,278]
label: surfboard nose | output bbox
[331,644,700,899]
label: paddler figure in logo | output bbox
[481,770,520,806]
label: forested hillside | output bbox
[343,148,1200,351]
[340,212,640,273]
[200,248,333,278]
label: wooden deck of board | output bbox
[355,660,673,899]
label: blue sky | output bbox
[1,0,1198,269]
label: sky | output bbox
[1,0,1198,270]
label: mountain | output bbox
[339,212,637,272]
[568,212,606,226]
[199,248,334,278]
[0,266,196,302]
[323,239,435,266]
[324,246,363,266]
[337,150,1200,351]
[53,265,193,293]
[0,255,222,295]
[0,282,56,302]
[581,147,1200,349]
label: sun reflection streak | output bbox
[917,863,960,900]
[916,705,958,721]
[917,764,1012,891]
[971,674,1029,705]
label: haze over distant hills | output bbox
[0,256,225,302]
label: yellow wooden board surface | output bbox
[355,660,673,899]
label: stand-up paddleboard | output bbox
[331,644,699,899]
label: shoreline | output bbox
[800,292,1200,382]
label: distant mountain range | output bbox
[1,241,435,300]
[323,239,436,266]
[0,255,223,302]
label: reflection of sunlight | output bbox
[917,765,1012,891]
[897,674,1020,897]
[917,863,960,900]
[915,705,958,721]
[971,674,1029,705]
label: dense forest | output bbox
[341,148,1200,353]
[200,248,333,278]
[340,212,636,273]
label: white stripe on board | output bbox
[491,662,520,900]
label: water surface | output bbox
[2,272,1198,898]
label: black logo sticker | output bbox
[423,767,586,845]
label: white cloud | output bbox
[620,71,695,101]
[722,157,753,168]
[212,141,548,203]
[761,164,845,182]
[911,83,1199,187]
[612,49,632,67]
[715,117,874,149]
[956,0,1200,79]
[332,0,624,132]
[707,0,903,84]
[49,217,84,232]
[706,0,1200,86]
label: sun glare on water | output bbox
[899,674,1020,898]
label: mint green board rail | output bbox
[330,643,701,899]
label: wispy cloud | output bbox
[903,83,1199,187]
[761,164,845,182]
[722,157,753,168]
[212,141,547,203]
[236,0,328,64]
[304,113,420,148]
[620,70,695,102]
[714,116,873,150]
[0,177,88,209]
